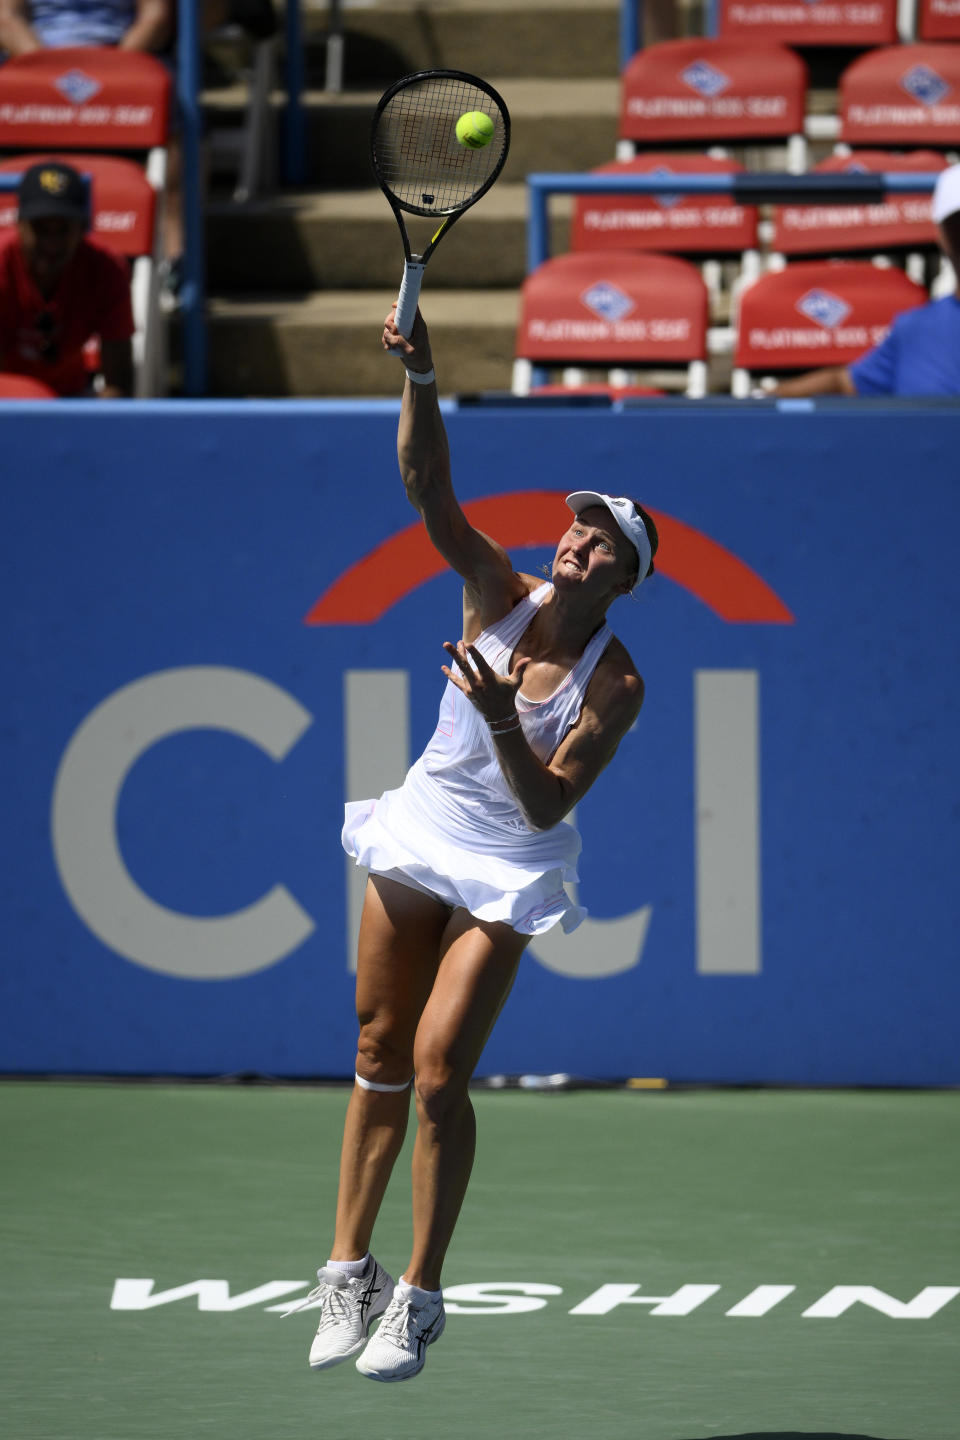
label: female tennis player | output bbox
[288,306,658,1382]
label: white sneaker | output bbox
[355,1283,446,1382]
[283,1258,395,1371]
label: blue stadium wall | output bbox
[2,399,958,1085]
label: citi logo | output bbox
[110,1277,960,1320]
[52,495,793,983]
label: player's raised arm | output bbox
[382,305,524,616]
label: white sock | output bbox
[326,1253,370,1278]
[397,1275,442,1306]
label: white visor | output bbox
[932,163,960,225]
[565,491,653,588]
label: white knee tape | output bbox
[355,1072,413,1093]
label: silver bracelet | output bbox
[405,367,435,386]
[488,714,521,735]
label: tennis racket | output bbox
[370,69,511,339]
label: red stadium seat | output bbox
[0,47,170,151]
[0,152,155,257]
[514,250,710,397]
[0,371,57,398]
[772,150,947,255]
[717,0,898,47]
[571,154,759,257]
[840,44,960,146]
[732,259,927,392]
[528,383,666,398]
[619,39,808,168]
[917,0,960,41]
[0,50,171,395]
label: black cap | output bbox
[18,161,88,224]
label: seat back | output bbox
[917,0,960,41]
[0,152,156,257]
[529,383,667,398]
[0,371,57,398]
[734,260,927,374]
[571,154,759,256]
[517,251,708,365]
[773,150,947,255]
[0,47,170,151]
[620,39,807,145]
[717,0,898,46]
[840,44,960,146]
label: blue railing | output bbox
[177,0,306,396]
[178,0,206,397]
[527,170,944,271]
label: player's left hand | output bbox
[441,641,529,724]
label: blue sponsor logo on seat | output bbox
[900,65,950,107]
[54,70,103,105]
[795,289,852,329]
[581,282,636,322]
[650,166,681,209]
[680,62,731,99]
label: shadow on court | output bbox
[678,1433,910,1439]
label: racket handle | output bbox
[394,260,425,340]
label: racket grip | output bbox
[394,261,425,340]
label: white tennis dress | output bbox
[342,582,613,935]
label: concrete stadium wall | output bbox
[2,398,958,1084]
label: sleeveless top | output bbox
[416,581,613,838]
[342,582,615,935]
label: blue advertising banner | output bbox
[2,400,958,1084]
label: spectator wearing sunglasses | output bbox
[0,160,134,396]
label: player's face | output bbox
[553,506,636,596]
[19,216,85,285]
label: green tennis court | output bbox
[2,1082,957,1440]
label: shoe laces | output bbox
[376,1295,421,1348]
[280,1267,352,1320]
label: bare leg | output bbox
[405,910,528,1290]
[329,875,450,1260]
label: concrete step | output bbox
[206,288,520,395]
[298,0,620,82]
[206,183,572,292]
[203,75,620,189]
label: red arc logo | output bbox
[305,491,793,626]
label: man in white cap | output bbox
[775,162,960,398]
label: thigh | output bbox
[355,873,452,1044]
[413,909,529,1084]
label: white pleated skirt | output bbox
[342,763,586,936]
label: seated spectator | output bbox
[776,164,960,398]
[0,160,134,396]
[0,0,184,284]
[0,0,274,53]
[0,0,278,284]
[0,0,172,53]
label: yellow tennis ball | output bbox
[455,110,495,149]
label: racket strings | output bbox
[373,76,507,215]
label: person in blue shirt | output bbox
[776,163,960,399]
[0,0,171,56]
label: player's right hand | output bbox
[383,305,432,374]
